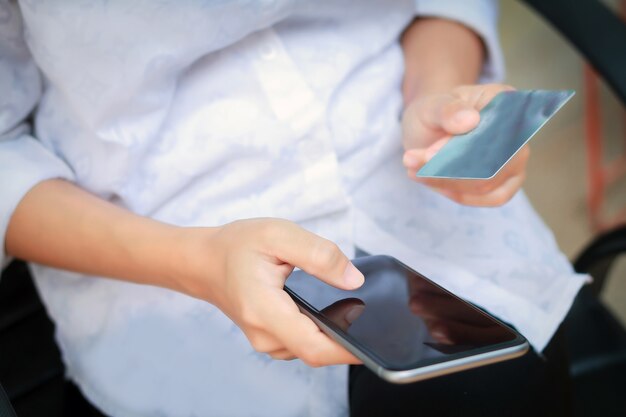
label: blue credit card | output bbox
[416,89,575,180]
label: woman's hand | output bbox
[402,84,530,207]
[180,218,364,366]
[7,181,362,367]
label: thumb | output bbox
[403,138,448,170]
[419,95,480,136]
[273,222,365,290]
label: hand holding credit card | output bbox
[416,90,574,179]
[401,86,574,206]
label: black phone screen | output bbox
[285,255,522,370]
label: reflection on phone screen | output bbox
[285,256,518,369]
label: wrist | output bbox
[401,18,484,106]
[165,225,223,302]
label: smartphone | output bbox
[284,255,529,384]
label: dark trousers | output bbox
[349,326,572,417]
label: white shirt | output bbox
[0,1,586,416]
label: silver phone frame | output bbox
[285,255,530,384]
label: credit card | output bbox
[416,89,575,180]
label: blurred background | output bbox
[500,0,626,324]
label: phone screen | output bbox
[285,255,521,370]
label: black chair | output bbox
[518,0,626,415]
[520,0,626,106]
[0,261,66,417]
[566,227,626,417]
[0,261,103,417]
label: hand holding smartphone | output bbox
[284,255,529,384]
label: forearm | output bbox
[5,179,213,295]
[401,18,485,104]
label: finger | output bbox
[412,144,529,197]
[452,84,516,111]
[245,329,285,354]
[438,172,526,207]
[403,139,448,170]
[265,290,362,367]
[413,159,514,194]
[268,349,296,361]
[403,84,516,151]
[267,222,364,290]
[403,148,428,171]
[408,144,525,192]
[418,176,507,197]
[320,298,365,332]
[412,175,508,196]
[417,95,480,136]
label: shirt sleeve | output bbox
[0,3,75,270]
[414,0,505,83]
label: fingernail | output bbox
[345,305,365,324]
[342,263,365,289]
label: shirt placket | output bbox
[249,28,352,218]
[249,29,354,416]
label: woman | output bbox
[0,0,584,415]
